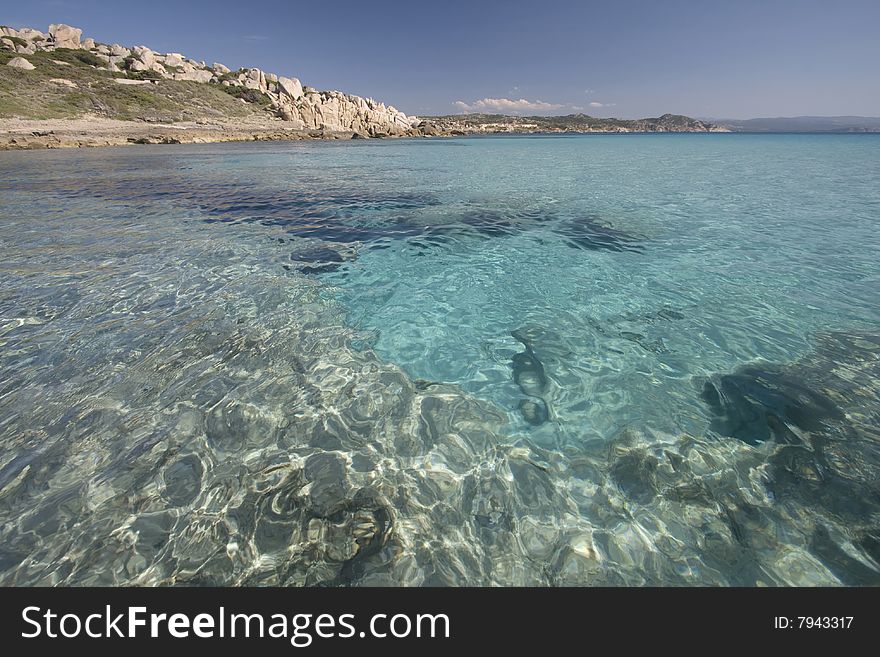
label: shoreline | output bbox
[0,117,736,151]
[3,119,874,151]
[0,117,418,150]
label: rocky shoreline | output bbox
[0,117,423,151]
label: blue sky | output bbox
[5,0,879,118]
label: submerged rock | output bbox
[511,328,554,425]
[303,452,349,517]
[701,363,844,445]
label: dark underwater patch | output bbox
[518,398,549,426]
[810,525,880,585]
[120,171,645,260]
[511,328,552,426]
[554,215,645,253]
[289,246,347,274]
[200,188,432,246]
[454,207,551,238]
[699,332,880,582]
[6,158,647,270]
[700,363,844,445]
[415,209,644,255]
[412,207,547,246]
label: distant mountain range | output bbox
[713,116,880,133]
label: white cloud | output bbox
[453,97,567,114]
[584,88,596,94]
[589,101,616,108]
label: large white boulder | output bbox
[48,24,82,49]
[2,37,36,55]
[18,28,46,42]
[6,56,35,70]
[174,69,213,83]
[109,44,129,57]
[278,76,303,100]
[163,52,185,67]
[131,46,156,66]
[242,68,267,91]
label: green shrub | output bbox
[127,69,163,81]
[49,48,104,67]
[221,85,270,105]
[73,50,104,67]
[216,70,242,83]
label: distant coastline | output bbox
[416,112,728,136]
[712,116,880,133]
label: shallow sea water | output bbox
[0,134,878,585]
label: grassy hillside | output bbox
[0,49,269,122]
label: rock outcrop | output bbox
[48,23,82,49]
[0,22,425,137]
[6,56,35,70]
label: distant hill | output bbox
[717,116,880,133]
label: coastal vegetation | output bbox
[0,49,266,121]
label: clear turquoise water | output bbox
[325,135,879,443]
[0,134,878,586]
